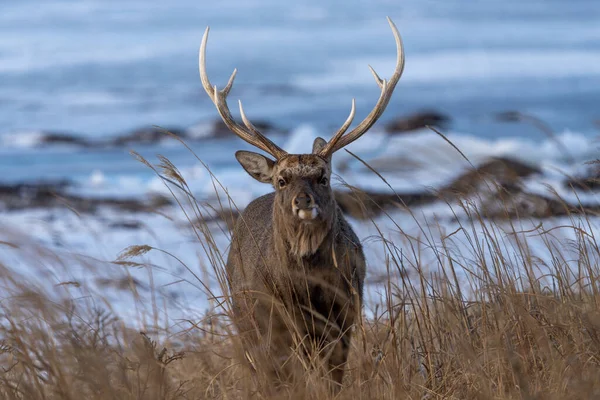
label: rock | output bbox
[2,131,96,148]
[111,126,187,146]
[196,208,240,230]
[108,220,143,230]
[564,163,600,191]
[441,157,541,199]
[0,180,71,209]
[0,181,172,213]
[39,132,92,147]
[66,195,172,214]
[95,276,146,291]
[385,111,450,134]
[477,189,599,220]
[438,157,600,219]
[334,189,437,220]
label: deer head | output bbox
[199,17,404,254]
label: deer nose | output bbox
[294,193,313,210]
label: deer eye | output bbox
[278,178,287,188]
[320,176,328,186]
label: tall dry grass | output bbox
[1,135,600,399]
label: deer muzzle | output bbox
[293,193,319,221]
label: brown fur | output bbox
[226,148,366,390]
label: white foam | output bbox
[185,121,217,139]
[1,131,45,149]
[89,170,106,187]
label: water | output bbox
[2,0,600,321]
[1,0,600,189]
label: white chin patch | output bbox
[298,208,318,220]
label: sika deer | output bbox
[199,17,404,390]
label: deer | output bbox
[198,17,404,391]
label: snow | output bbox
[1,120,600,327]
[2,173,598,327]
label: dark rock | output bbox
[385,111,450,134]
[108,220,143,230]
[39,132,92,147]
[495,111,524,123]
[438,157,600,219]
[96,276,147,291]
[197,208,240,230]
[564,164,600,191]
[441,157,541,199]
[477,189,600,220]
[111,126,187,146]
[63,195,172,214]
[0,180,71,209]
[0,181,172,213]
[8,131,96,148]
[334,189,437,220]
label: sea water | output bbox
[1,0,600,193]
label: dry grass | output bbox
[1,138,600,399]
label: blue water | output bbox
[3,0,600,135]
[1,0,600,188]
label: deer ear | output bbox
[312,137,327,154]
[235,151,275,183]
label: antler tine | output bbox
[368,65,384,88]
[223,68,238,97]
[318,99,356,157]
[199,27,287,160]
[212,86,287,159]
[326,17,405,155]
[239,100,286,159]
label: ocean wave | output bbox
[35,124,594,206]
[1,131,46,149]
[0,124,597,221]
[294,50,600,90]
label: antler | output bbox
[318,17,405,158]
[199,27,287,160]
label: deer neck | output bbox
[272,203,337,262]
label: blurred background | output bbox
[3,3,600,395]
[3,0,600,135]
[2,0,600,322]
[2,0,600,180]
